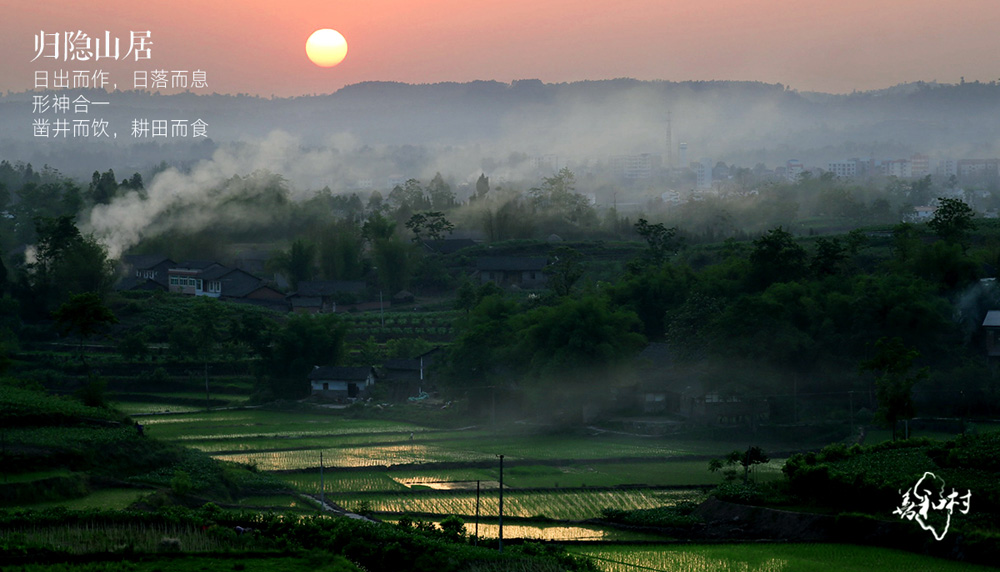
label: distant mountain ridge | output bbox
[3,78,1000,177]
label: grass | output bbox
[141,410,423,441]
[114,402,204,415]
[571,543,1000,572]
[2,523,261,555]
[21,488,153,510]
[0,469,72,484]
[11,556,361,572]
[235,494,304,509]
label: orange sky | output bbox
[3,0,1000,96]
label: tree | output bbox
[454,279,477,314]
[361,212,396,243]
[544,246,583,297]
[861,337,928,440]
[709,447,769,484]
[810,237,847,277]
[88,169,119,204]
[117,331,149,361]
[474,173,490,201]
[271,239,316,291]
[405,211,455,242]
[426,172,456,210]
[318,220,364,280]
[928,197,976,249]
[353,336,384,367]
[512,295,645,380]
[24,216,116,315]
[366,190,385,213]
[52,292,118,359]
[633,218,681,267]
[372,236,417,293]
[748,227,807,289]
[265,313,348,398]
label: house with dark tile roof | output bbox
[288,280,367,313]
[117,254,176,291]
[475,256,547,288]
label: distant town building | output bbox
[785,160,804,181]
[910,154,932,177]
[937,159,958,178]
[610,153,662,180]
[827,159,863,178]
[958,159,1000,182]
[694,160,713,189]
[678,142,689,168]
[882,159,911,178]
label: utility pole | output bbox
[474,480,480,546]
[497,454,504,553]
[320,451,325,511]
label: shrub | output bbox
[171,470,193,496]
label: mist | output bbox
[50,78,1000,255]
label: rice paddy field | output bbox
[61,404,983,570]
[134,407,794,532]
[571,543,1000,572]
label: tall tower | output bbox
[679,142,688,168]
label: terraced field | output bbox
[137,406,802,543]
[572,543,1000,572]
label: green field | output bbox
[13,396,989,572]
[572,543,1000,572]
[338,488,699,520]
[19,488,152,511]
[12,556,361,572]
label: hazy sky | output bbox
[3,0,1000,96]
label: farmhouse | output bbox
[116,254,176,291]
[309,366,377,400]
[983,310,1000,357]
[378,348,441,401]
[288,280,368,313]
[475,256,547,288]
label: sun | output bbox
[306,29,348,67]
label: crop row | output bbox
[340,312,458,327]
[347,326,453,337]
[337,488,697,521]
[141,411,420,440]
[571,543,983,572]
[213,444,493,471]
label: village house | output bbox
[309,366,377,400]
[287,280,368,313]
[378,348,440,401]
[116,254,176,291]
[475,256,547,288]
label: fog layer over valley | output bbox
[5,78,1000,182]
